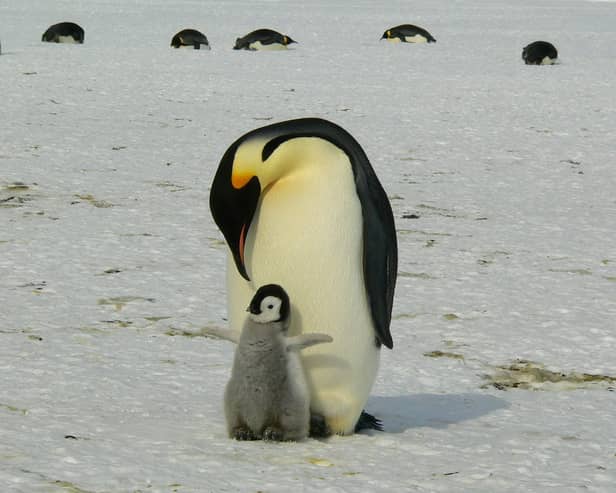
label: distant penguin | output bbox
[170,29,210,50]
[224,284,333,441]
[522,41,558,65]
[41,22,84,44]
[381,24,436,43]
[233,29,296,51]
[210,118,398,436]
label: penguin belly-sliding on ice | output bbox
[381,24,436,43]
[522,41,558,65]
[42,22,84,44]
[233,29,296,50]
[225,284,333,441]
[210,118,398,436]
[170,29,210,50]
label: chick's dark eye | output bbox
[267,304,274,310]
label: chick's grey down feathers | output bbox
[224,313,331,441]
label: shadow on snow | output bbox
[367,393,509,433]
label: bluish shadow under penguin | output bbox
[363,393,509,434]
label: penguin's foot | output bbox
[354,410,383,432]
[263,426,284,442]
[231,426,258,441]
[309,413,332,438]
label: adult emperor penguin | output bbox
[233,29,296,50]
[171,29,210,50]
[522,41,558,65]
[210,118,398,436]
[381,24,436,43]
[42,22,84,44]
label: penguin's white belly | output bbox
[249,41,287,51]
[57,35,79,44]
[178,43,210,50]
[227,144,379,434]
[541,56,556,65]
[404,34,428,43]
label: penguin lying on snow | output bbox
[170,29,210,50]
[224,284,332,441]
[233,29,296,50]
[42,22,84,44]
[381,24,436,43]
[210,118,398,436]
[522,41,558,65]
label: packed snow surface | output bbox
[1,0,615,492]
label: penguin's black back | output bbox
[233,29,292,50]
[171,28,209,49]
[41,22,84,43]
[383,24,436,43]
[522,41,558,65]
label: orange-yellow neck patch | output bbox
[231,170,254,189]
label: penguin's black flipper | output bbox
[355,410,383,432]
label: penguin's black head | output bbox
[247,284,290,324]
[283,35,296,45]
[381,30,391,40]
[209,137,261,280]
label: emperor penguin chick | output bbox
[224,284,332,441]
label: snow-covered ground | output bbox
[2,0,615,491]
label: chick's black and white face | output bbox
[249,295,284,324]
[247,283,291,324]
